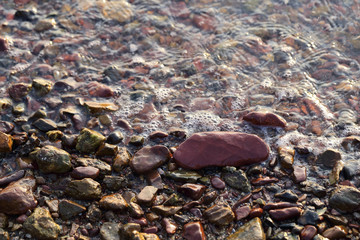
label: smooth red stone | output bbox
[0,177,37,214]
[322,226,347,239]
[8,83,31,101]
[71,166,99,179]
[249,207,263,218]
[0,38,8,52]
[148,131,169,140]
[178,183,206,200]
[234,205,251,220]
[264,202,301,211]
[210,176,225,190]
[130,145,171,174]
[87,82,114,98]
[174,132,269,170]
[243,112,287,128]
[269,207,302,221]
[143,226,158,234]
[301,225,317,240]
[251,177,279,186]
[183,221,206,240]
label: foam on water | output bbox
[183,110,221,135]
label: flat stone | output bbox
[71,166,99,179]
[293,166,307,183]
[76,128,106,153]
[84,101,118,115]
[0,131,13,153]
[234,205,251,220]
[203,203,235,226]
[100,193,128,211]
[301,225,317,240]
[0,121,14,134]
[130,145,171,174]
[100,222,120,240]
[222,167,251,193]
[76,157,111,177]
[269,207,302,221]
[322,226,347,239]
[329,186,360,212]
[34,19,56,32]
[137,186,158,205]
[32,78,53,96]
[87,81,114,98]
[23,207,60,240]
[103,175,128,191]
[274,190,298,202]
[8,83,32,101]
[183,221,206,240]
[151,205,182,216]
[174,132,269,169]
[210,176,226,190]
[178,183,206,200]
[316,149,341,169]
[243,111,287,128]
[165,170,202,183]
[0,177,37,215]
[31,145,71,173]
[297,209,320,225]
[65,178,102,200]
[162,218,177,234]
[58,200,86,220]
[32,118,57,132]
[0,170,24,186]
[227,217,265,240]
[113,148,131,172]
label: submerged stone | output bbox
[243,111,287,128]
[174,132,269,169]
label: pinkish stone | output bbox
[178,183,206,200]
[234,205,251,220]
[183,221,206,240]
[174,132,269,170]
[301,225,317,240]
[210,176,225,190]
[293,166,307,183]
[243,112,287,128]
[71,166,99,179]
[130,145,171,174]
[0,177,37,214]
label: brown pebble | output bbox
[178,183,206,200]
[143,226,158,234]
[251,177,278,186]
[0,38,8,52]
[264,202,301,210]
[210,176,225,189]
[183,221,206,240]
[243,111,287,128]
[322,226,347,239]
[269,207,302,221]
[249,207,263,218]
[293,166,307,183]
[301,225,317,240]
[149,131,169,139]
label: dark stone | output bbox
[8,83,31,101]
[222,167,251,193]
[70,166,99,179]
[316,149,341,169]
[14,9,36,21]
[58,200,86,220]
[297,209,320,225]
[300,225,317,240]
[243,111,287,128]
[178,183,206,200]
[65,178,102,200]
[106,131,124,144]
[174,132,269,169]
[275,190,298,202]
[0,170,25,186]
[100,222,120,240]
[269,207,302,221]
[0,38,8,52]
[103,176,128,191]
[329,186,360,212]
[203,203,234,226]
[0,121,14,134]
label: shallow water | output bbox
[1,0,360,237]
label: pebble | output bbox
[293,166,307,183]
[149,131,169,140]
[65,178,102,200]
[300,225,317,240]
[99,193,128,211]
[87,81,114,98]
[243,111,287,128]
[329,186,360,212]
[0,131,13,153]
[203,203,235,226]
[106,131,124,144]
[0,121,14,133]
[222,167,251,192]
[100,222,120,240]
[151,205,182,216]
[130,145,171,174]
[178,183,206,200]
[23,207,60,240]
[275,190,299,202]
[76,158,111,177]
[0,37,8,52]
[165,170,202,183]
[322,226,347,239]
[71,166,100,179]
[249,207,263,218]
[58,200,86,220]
[0,177,37,215]
[278,147,295,169]
[162,218,177,234]
[31,145,71,173]
[8,83,32,101]
[0,170,24,186]
[227,217,265,240]
[34,18,56,32]
[210,176,226,189]
[234,205,251,220]
[137,186,158,205]
[76,128,106,153]
[316,149,341,169]
[32,78,53,96]
[297,209,320,225]
[174,132,269,169]
[269,207,302,221]
[183,221,206,240]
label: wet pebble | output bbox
[222,167,251,192]
[227,217,265,240]
[300,225,317,240]
[329,186,360,212]
[210,176,226,189]
[269,207,302,221]
[243,111,287,128]
[130,145,171,174]
[183,221,206,240]
[203,203,235,226]
[76,128,106,153]
[58,200,86,220]
[162,218,177,234]
[71,166,100,179]
[0,131,13,153]
[316,149,341,169]
[322,226,347,239]
[106,131,124,144]
[137,186,158,205]
[99,193,128,211]
[178,183,206,200]
[65,178,102,200]
[8,83,31,101]
[174,132,269,169]
[30,145,71,173]
[293,166,307,183]
[100,222,120,240]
